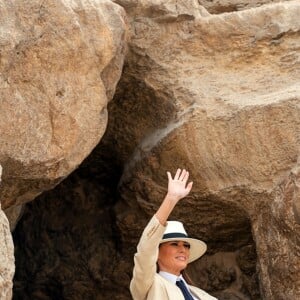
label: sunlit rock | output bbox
[0,0,127,210]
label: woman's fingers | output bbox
[171,168,190,182]
[186,181,193,193]
[166,168,193,200]
[174,168,181,180]
[167,171,172,181]
[178,169,185,180]
[181,170,189,183]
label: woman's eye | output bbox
[170,242,178,246]
[184,244,191,249]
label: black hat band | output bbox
[162,233,189,239]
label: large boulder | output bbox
[112,0,300,299]
[0,0,127,210]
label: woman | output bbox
[130,168,217,300]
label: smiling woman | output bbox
[130,169,217,300]
[158,241,191,275]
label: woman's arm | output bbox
[156,168,193,225]
[130,169,193,299]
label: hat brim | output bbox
[159,237,207,263]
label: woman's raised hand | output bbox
[156,168,193,225]
[166,168,193,202]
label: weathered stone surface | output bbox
[0,209,14,300]
[113,0,295,14]
[0,166,15,300]
[11,0,300,300]
[293,165,300,224]
[3,204,24,232]
[254,165,300,299]
[113,0,300,299]
[0,0,127,209]
[189,247,260,299]
[198,0,294,14]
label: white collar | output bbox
[159,271,186,285]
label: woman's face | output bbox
[157,241,190,275]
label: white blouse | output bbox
[159,271,199,300]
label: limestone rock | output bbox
[113,0,300,299]
[0,0,127,209]
[0,166,15,300]
[255,164,300,299]
[4,205,24,232]
[0,209,14,300]
[292,164,300,224]
[198,0,294,14]
[11,0,300,299]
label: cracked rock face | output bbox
[9,0,300,299]
[113,0,300,299]
[0,0,127,210]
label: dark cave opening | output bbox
[12,73,261,299]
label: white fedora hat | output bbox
[160,221,207,263]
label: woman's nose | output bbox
[179,245,187,252]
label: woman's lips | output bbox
[176,256,187,261]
